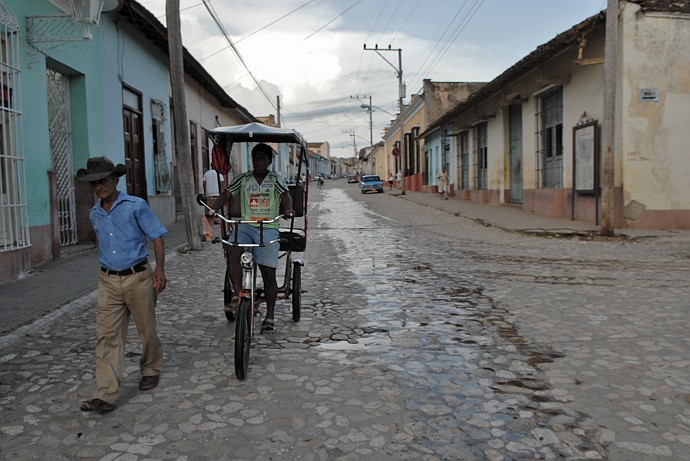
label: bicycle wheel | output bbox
[223,268,235,322]
[291,262,301,322]
[234,298,252,380]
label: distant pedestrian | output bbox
[437,166,449,200]
[388,173,394,191]
[76,156,167,413]
[396,170,402,189]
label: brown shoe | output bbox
[80,398,115,413]
[139,375,159,391]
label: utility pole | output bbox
[167,0,201,250]
[343,130,358,174]
[364,44,405,194]
[276,95,281,127]
[351,94,373,147]
[601,0,618,236]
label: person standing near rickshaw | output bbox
[201,168,225,242]
[225,143,294,333]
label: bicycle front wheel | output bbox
[223,268,235,322]
[291,262,301,322]
[234,298,252,380]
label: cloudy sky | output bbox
[138,0,606,157]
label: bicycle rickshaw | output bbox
[197,122,309,380]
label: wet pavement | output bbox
[1,183,689,460]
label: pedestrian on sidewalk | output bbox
[76,156,168,413]
[388,172,394,191]
[201,168,225,242]
[396,170,402,189]
[437,166,449,200]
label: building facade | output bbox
[423,1,690,229]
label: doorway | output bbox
[509,104,523,203]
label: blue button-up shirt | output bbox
[89,192,168,271]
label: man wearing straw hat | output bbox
[76,156,167,413]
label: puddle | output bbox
[316,334,390,351]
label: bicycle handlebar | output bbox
[197,194,284,247]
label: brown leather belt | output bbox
[101,259,148,276]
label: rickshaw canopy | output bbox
[209,122,308,153]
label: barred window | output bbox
[151,99,171,194]
[473,122,488,190]
[536,88,563,188]
[459,130,469,189]
[0,6,29,252]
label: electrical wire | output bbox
[199,0,317,62]
[200,0,277,112]
[304,0,362,41]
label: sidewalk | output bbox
[0,215,191,340]
[391,189,690,240]
[1,189,687,340]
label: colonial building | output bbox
[0,0,255,283]
[423,0,690,229]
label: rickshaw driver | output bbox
[225,143,295,333]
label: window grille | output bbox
[473,123,488,190]
[151,99,170,194]
[47,68,78,246]
[441,134,449,170]
[201,128,210,172]
[536,88,563,188]
[459,131,469,189]
[0,4,29,252]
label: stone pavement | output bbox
[1,183,689,460]
[1,191,687,342]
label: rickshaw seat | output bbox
[279,229,306,252]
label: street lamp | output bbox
[72,1,102,38]
[360,104,396,117]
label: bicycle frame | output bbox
[198,195,287,380]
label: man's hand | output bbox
[153,267,167,293]
[283,208,295,219]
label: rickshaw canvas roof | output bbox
[210,122,307,149]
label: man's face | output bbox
[252,153,271,173]
[90,175,118,200]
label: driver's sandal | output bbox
[260,318,275,333]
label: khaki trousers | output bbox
[93,264,163,404]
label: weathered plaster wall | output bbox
[620,4,690,220]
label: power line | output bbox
[200,0,276,112]
[408,0,484,93]
[199,0,317,62]
[304,0,362,41]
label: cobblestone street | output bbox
[1,183,689,460]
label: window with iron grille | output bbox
[151,99,171,194]
[441,133,449,171]
[473,123,488,190]
[0,7,29,252]
[201,128,210,172]
[536,87,563,188]
[459,130,469,189]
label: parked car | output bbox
[329,173,338,179]
[347,175,359,184]
[360,175,384,194]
